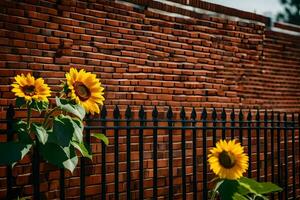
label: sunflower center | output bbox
[219,151,236,169]
[22,85,36,96]
[74,82,91,101]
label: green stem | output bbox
[43,106,60,127]
[26,103,32,132]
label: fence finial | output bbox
[247,110,252,121]
[231,108,235,120]
[180,107,186,120]
[139,105,146,119]
[264,109,268,121]
[201,107,207,119]
[113,105,120,119]
[152,106,158,119]
[256,109,260,121]
[191,107,196,119]
[100,105,107,119]
[167,106,173,119]
[239,109,243,120]
[6,104,14,121]
[221,108,226,121]
[212,108,217,120]
[125,105,132,119]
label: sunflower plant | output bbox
[208,140,282,200]
[0,68,108,172]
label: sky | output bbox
[204,0,283,21]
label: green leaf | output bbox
[52,115,74,147]
[55,97,85,120]
[29,100,48,112]
[0,142,32,165]
[91,133,109,145]
[218,180,240,200]
[211,180,224,200]
[239,177,282,195]
[232,193,249,200]
[31,123,48,145]
[14,120,32,144]
[71,141,92,160]
[71,118,83,144]
[16,97,27,108]
[40,143,78,172]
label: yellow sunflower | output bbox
[11,73,51,102]
[208,140,248,180]
[65,68,104,115]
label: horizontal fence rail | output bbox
[0,105,300,199]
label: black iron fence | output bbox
[1,105,300,199]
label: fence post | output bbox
[238,109,243,144]
[125,105,132,200]
[113,105,120,200]
[152,106,158,199]
[138,106,145,200]
[221,108,226,139]
[230,108,235,140]
[6,104,14,200]
[167,106,173,200]
[101,106,107,200]
[191,107,197,200]
[180,107,186,200]
[202,108,208,200]
[247,110,252,178]
[263,110,268,182]
[256,109,260,181]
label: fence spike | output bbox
[180,106,186,120]
[100,105,107,119]
[125,105,132,119]
[221,108,226,120]
[113,105,120,119]
[283,112,287,121]
[239,109,244,120]
[256,109,260,121]
[6,104,14,120]
[247,110,252,121]
[152,106,158,119]
[212,108,217,120]
[191,107,196,119]
[264,109,268,121]
[291,113,295,122]
[167,106,173,119]
[139,105,146,119]
[231,108,235,121]
[201,107,207,119]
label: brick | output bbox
[0,1,299,199]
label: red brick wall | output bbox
[0,0,299,199]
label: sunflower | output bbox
[208,140,248,180]
[65,68,104,115]
[11,73,51,102]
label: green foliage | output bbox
[0,96,108,173]
[212,177,282,200]
[31,123,48,145]
[56,97,85,120]
[71,141,92,160]
[0,142,32,165]
[15,120,32,144]
[16,97,49,112]
[29,100,49,113]
[40,143,78,172]
[52,115,77,147]
[277,0,300,25]
[91,133,109,145]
